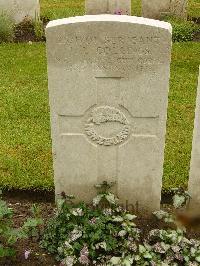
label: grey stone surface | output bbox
[46,15,172,213]
[170,0,187,20]
[189,67,200,214]
[85,0,131,15]
[142,0,170,19]
[0,0,40,23]
[142,0,187,20]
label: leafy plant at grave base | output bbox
[154,188,191,226]
[0,12,14,43]
[171,188,191,210]
[14,17,35,42]
[22,203,44,239]
[14,16,45,42]
[41,182,200,266]
[165,16,200,42]
[33,15,45,41]
[41,182,140,265]
[0,190,43,258]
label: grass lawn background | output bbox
[0,0,200,192]
[40,0,200,19]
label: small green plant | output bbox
[41,182,139,265]
[0,12,14,43]
[139,228,200,265]
[22,203,43,239]
[154,188,191,227]
[33,15,45,40]
[171,188,191,209]
[41,184,200,265]
[0,190,43,258]
[166,17,200,42]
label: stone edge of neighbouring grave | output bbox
[188,66,200,215]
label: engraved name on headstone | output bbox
[46,15,172,212]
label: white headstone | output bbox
[0,0,40,23]
[142,0,187,20]
[188,67,200,214]
[85,0,131,15]
[46,15,172,213]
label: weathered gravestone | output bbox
[170,0,187,20]
[142,0,170,20]
[85,0,131,15]
[46,15,172,213]
[188,67,200,214]
[142,0,187,20]
[0,0,40,23]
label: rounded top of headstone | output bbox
[46,15,172,33]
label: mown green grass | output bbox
[188,0,200,18]
[40,0,141,19]
[0,42,199,191]
[41,0,84,19]
[163,42,200,191]
[40,0,199,19]
[0,43,53,190]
